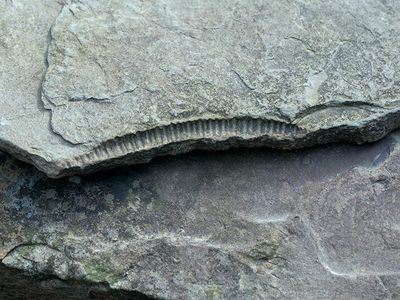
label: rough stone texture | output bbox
[2,0,400,177]
[0,263,154,300]
[2,130,400,299]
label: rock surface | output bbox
[2,0,400,177]
[0,263,154,300]
[2,130,400,299]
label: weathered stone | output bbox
[1,130,400,299]
[1,0,400,177]
[0,263,155,299]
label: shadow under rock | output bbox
[0,263,157,300]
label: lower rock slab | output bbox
[1,131,400,299]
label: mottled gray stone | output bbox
[2,0,400,177]
[0,263,154,299]
[1,130,400,299]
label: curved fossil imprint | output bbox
[50,110,400,177]
[1,0,400,177]
[60,118,305,171]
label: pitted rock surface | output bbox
[1,131,400,299]
[0,264,154,300]
[2,0,400,177]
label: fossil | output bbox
[1,0,400,177]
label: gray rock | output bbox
[1,130,400,299]
[0,263,154,299]
[2,0,400,177]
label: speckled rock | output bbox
[2,0,400,177]
[0,263,154,300]
[1,130,400,299]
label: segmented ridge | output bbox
[62,118,305,168]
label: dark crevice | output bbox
[68,88,138,103]
[2,243,61,261]
[0,263,157,300]
[293,100,385,121]
[36,0,64,111]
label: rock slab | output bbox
[1,130,400,299]
[1,0,400,177]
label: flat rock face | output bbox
[1,131,400,299]
[2,0,400,177]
